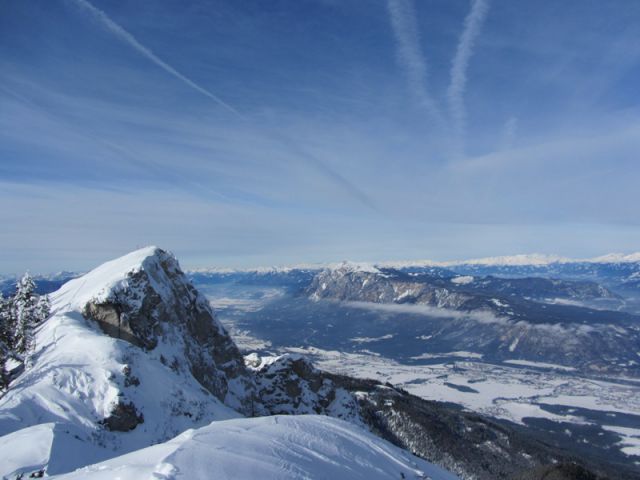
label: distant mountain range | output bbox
[189,252,640,273]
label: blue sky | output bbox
[1,0,640,273]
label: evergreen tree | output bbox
[12,274,38,355]
[0,292,10,347]
[0,292,10,390]
[0,340,8,391]
[0,277,50,387]
[36,294,51,325]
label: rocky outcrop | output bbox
[81,247,256,415]
[100,400,143,432]
[307,263,621,314]
[84,301,144,347]
[247,354,359,421]
[307,264,493,312]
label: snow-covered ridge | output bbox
[190,260,380,275]
[326,260,381,274]
[53,415,458,480]
[52,246,168,312]
[588,252,640,264]
[381,252,640,268]
[442,253,571,266]
[6,251,640,280]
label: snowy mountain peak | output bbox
[0,247,256,477]
[588,252,640,263]
[327,260,381,274]
[52,246,160,310]
[61,246,254,412]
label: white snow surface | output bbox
[54,415,458,480]
[503,359,576,371]
[53,246,161,311]
[451,276,474,285]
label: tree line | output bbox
[0,274,50,391]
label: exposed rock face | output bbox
[306,264,640,375]
[513,463,604,480]
[247,354,359,420]
[84,302,144,347]
[100,401,144,432]
[81,247,256,415]
[308,263,620,314]
[308,264,492,311]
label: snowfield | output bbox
[54,415,458,480]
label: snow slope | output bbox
[54,415,458,480]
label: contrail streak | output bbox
[68,0,376,210]
[447,0,490,142]
[70,0,241,118]
[386,0,443,125]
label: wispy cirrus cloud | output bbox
[68,0,241,117]
[67,0,377,210]
[386,0,443,125]
[447,0,490,146]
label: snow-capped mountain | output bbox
[308,262,620,312]
[0,247,247,476]
[306,264,640,374]
[188,251,640,275]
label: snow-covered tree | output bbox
[36,294,51,325]
[0,276,50,386]
[0,292,10,344]
[12,273,39,355]
[0,341,8,391]
[0,292,10,390]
